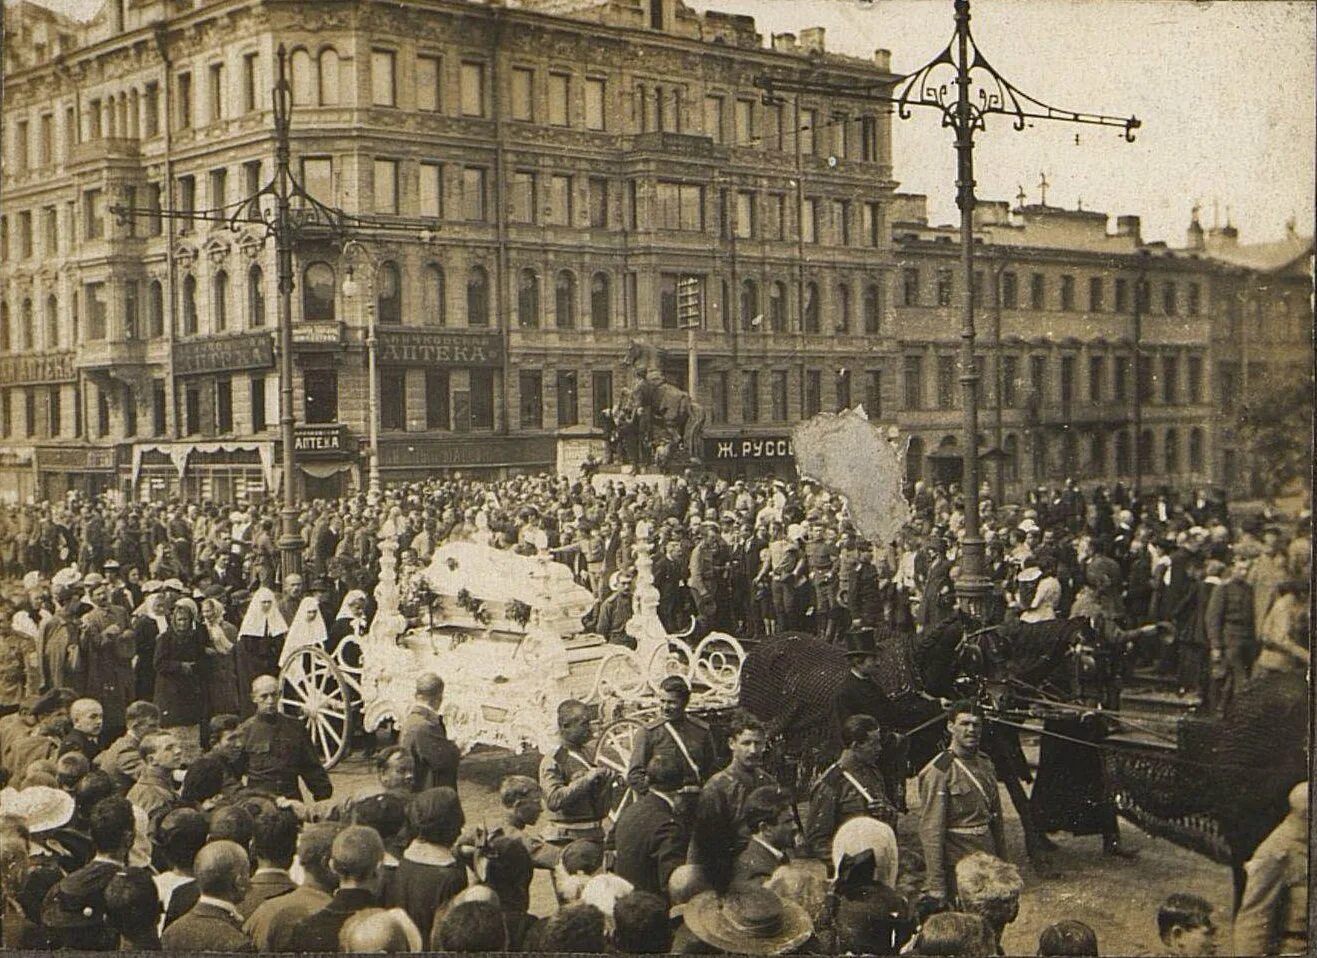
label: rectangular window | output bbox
[1187,355,1203,403]
[42,206,57,254]
[243,159,262,198]
[1114,355,1130,401]
[802,370,822,418]
[763,194,784,241]
[1162,281,1177,315]
[1060,274,1075,311]
[242,53,259,112]
[769,102,786,151]
[460,62,485,116]
[547,175,572,226]
[1060,355,1075,408]
[1218,363,1238,412]
[48,387,60,437]
[655,181,703,231]
[510,67,533,121]
[584,78,606,130]
[151,381,166,436]
[426,370,450,430]
[741,370,760,423]
[209,167,227,212]
[177,176,196,231]
[177,71,192,129]
[304,369,338,424]
[1002,271,1018,308]
[183,386,200,436]
[704,96,724,143]
[710,371,729,424]
[371,49,397,106]
[250,376,267,432]
[1089,276,1104,312]
[1030,272,1045,309]
[84,189,105,239]
[380,370,406,431]
[734,98,755,145]
[865,370,882,419]
[509,171,536,224]
[1138,355,1154,403]
[592,371,613,426]
[373,158,399,214]
[587,177,608,228]
[1187,282,1200,316]
[416,55,441,112]
[302,157,333,204]
[801,198,817,243]
[556,371,579,427]
[902,268,919,307]
[833,200,850,245]
[862,202,880,247]
[936,268,953,307]
[1089,355,1105,403]
[215,378,233,433]
[770,370,788,422]
[735,191,754,239]
[1029,354,1047,403]
[471,369,494,429]
[1162,355,1178,405]
[420,162,443,218]
[800,108,817,155]
[1115,277,1129,312]
[144,83,160,136]
[936,355,956,409]
[462,167,487,221]
[38,114,52,166]
[18,212,32,259]
[903,355,923,410]
[548,73,570,126]
[208,61,224,123]
[518,371,544,428]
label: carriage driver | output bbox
[916,702,1007,908]
[830,627,910,811]
[626,676,718,797]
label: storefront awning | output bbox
[298,460,354,479]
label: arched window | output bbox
[803,282,820,333]
[1189,427,1204,474]
[376,261,401,325]
[590,272,611,330]
[19,300,33,352]
[466,266,489,326]
[182,275,198,335]
[290,48,315,107]
[318,48,341,106]
[836,283,851,333]
[555,270,577,329]
[422,264,445,327]
[148,280,164,338]
[1164,428,1179,475]
[1032,433,1048,481]
[45,295,58,349]
[517,268,540,328]
[742,279,762,331]
[247,266,265,328]
[302,262,336,322]
[1003,433,1019,481]
[906,435,924,484]
[1138,429,1154,475]
[0,302,9,352]
[767,281,786,332]
[212,270,229,332]
[1115,430,1131,476]
[863,283,880,333]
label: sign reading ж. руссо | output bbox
[173,333,274,375]
[375,329,503,367]
[704,436,795,460]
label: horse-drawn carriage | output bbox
[277,534,749,770]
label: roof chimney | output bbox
[799,27,825,53]
[771,32,797,52]
[1115,215,1142,244]
[873,48,891,71]
[1186,203,1204,250]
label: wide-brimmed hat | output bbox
[1017,565,1042,583]
[684,884,813,955]
[2,785,75,833]
[844,627,878,658]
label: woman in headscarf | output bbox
[827,816,914,954]
[329,590,370,670]
[280,595,328,667]
[199,596,241,745]
[130,586,170,703]
[235,587,288,717]
[153,598,204,744]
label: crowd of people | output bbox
[0,469,1308,954]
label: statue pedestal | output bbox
[556,427,607,479]
[590,469,675,496]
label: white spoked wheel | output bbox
[330,636,365,698]
[279,645,352,769]
[595,717,644,818]
[591,648,647,702]
[692,633,747,698]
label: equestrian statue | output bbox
[612,340,706,471]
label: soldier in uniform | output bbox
[804,519,839,639]
[626,676,717,798]
[687,521,726,637]
[78,574,134,742]
[593,570,636,649]
[916,703,1007,908]
[231,675,333,801]
[804,713,897,859]
[538,699,616,854]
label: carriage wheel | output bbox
[595,717,644,817]
[279,645,352,770]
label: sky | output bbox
[19,0,1316,247]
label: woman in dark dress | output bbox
[389,787,469,942]
[152,599,204,746]
[199,597,241,746]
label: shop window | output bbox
[380,370,406,430]
[304,369,338,424]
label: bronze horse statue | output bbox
[621,340,706,470]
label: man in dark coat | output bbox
[733,786,797,884]
[78,575,134,741]
[41,796,137,951]
[652,539,690,633]
[231,675,333,801]
[612,753,690,900]
[59,698,104,762]
[161,841,254,952]
[398,672,460,792]
[1205,554,1258,715]
[593,570,636,648]
[292,825,383,951]
[626,676,717,796]
[831,627,909,809]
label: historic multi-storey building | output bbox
[890,194,1312,501]
[0,0,899,501]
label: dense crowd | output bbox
[0,470,1307,954]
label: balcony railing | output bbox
[75,338,150,369]
[69,137,141,168]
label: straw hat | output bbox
[684,884,813,955]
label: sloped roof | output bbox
[1206,233,1314,274]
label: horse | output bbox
[621,340,706,468]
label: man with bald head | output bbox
[161,840,254,952]
[230,675,332,801]
[59,698,104,761]
[398,672,460,791]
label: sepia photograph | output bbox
[0,0,1311,953]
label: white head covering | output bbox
[280,596,327,666]
[831,816,899,888]
[239,586,289,638]
[335,589,369,622]
[201,597,235,656]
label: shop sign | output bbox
[173,333,274,375]
[36,445,117,470]
[0,351,76,386]
[381,435,553,467]
[376,329,503,367]
[293,323,344,346]
[293,424,350,457]
[704,435,795,461]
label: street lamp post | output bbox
[341,241,381,501]
[755,0,1138,618]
